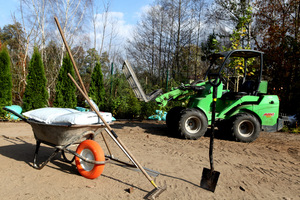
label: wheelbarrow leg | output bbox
[33,141,60,170]
[33,141,41,169]
[101,131,113,157]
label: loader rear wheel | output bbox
[75,140,105,179]
[232,114,260,143]
[166,107,184,135]
[179,108,208,140]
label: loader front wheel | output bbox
[179,108,208,140]
[232,114,260,143]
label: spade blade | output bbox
[200,167,220,192]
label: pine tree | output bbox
[88,62,106,110]
[54,54,77,108]
[0,45,12,118]
[22,47,48,112]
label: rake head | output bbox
[145,185,167,200]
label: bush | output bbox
[22,47,48,112]
[54,54,77,108]
[88,62,106,110]
[0,46,12,118]
[281,125,300,134]
[125,93,142,118]
[105,91,141,119]
[140,101,159,119]
[100,69,185,120]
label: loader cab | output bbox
[206,50,266,99]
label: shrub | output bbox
[125,92,142,118]
[140,101,159,119]
[0,46,12,118]
[53,54,77,108]
[88,62,106,110]
[22,47,48,112]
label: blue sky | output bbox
[111,0,153,24]
[0,0,153,28]
[0,0,154,56]
[0,0,18,27]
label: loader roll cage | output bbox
[206,49,264,96]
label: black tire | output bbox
[179,108,208,140]
[232,114,261,143]
[166,107,184,135]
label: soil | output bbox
[0,120,299,200]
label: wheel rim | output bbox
[238,120,254,137]
[185,116,201,134]
[80,149,95,171]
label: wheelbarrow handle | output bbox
[2,107,29,123]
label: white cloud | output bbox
[94,11,134,41]
[134,5,152,20]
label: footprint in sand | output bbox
[287,148,300,161]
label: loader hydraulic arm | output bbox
[155,84,206,107]
[155,88,190,107]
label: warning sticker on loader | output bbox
[263,113,275,118]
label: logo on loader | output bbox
[263,113,275,118]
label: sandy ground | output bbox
[0,120,299,200]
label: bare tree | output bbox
[98,0,111,57]
[207,0,253,47]
[191,0,206,79]
[126,0,209,87]
[107,15,121,63]
[10,1,38,103]
[30,0,47,61]
[49,0,91,66]
[90,0,99,50]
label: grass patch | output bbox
[281,125,300,134]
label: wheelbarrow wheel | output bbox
[75,140,105,179]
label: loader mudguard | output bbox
[218,95,281,131]
[216,96,260,120]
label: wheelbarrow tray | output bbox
[28,119,106,146]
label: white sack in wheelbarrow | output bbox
[23,107,113,125]
[23,108,80,124]
[51,111,113,125]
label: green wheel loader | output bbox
[123,49,285,143]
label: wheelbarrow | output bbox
[3,107,108,179]
[9,16,167,200]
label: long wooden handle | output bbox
[55,17,157,188]
[54,16,88,95]
[68,73,158,189]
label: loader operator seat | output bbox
[240,80,257,95]
[221,80,257,100]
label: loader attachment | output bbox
[122,60,162,102]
